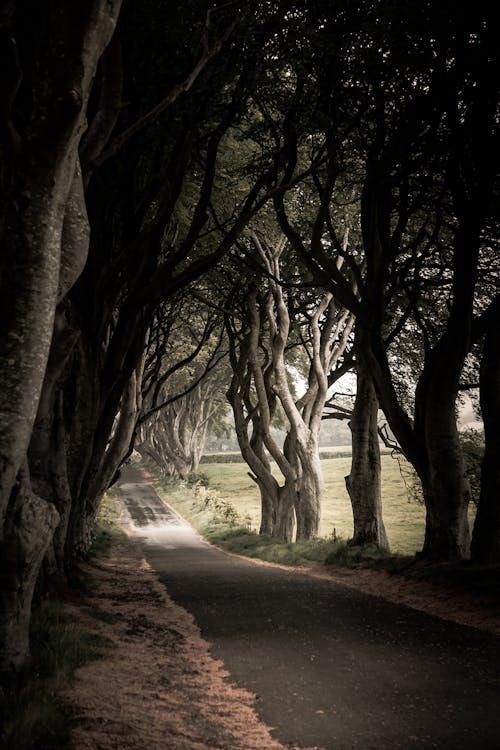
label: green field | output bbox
[200,452,427,555]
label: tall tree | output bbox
[0,0,122,674]
[273,0,499,561]
[0,0,287,674]
[226,234,353,540]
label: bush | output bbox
[192,484,244,527]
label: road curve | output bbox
[118,467,500,750]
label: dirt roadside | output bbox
[62,538,321,750]
[62,534,499,750]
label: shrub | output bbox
[192,484,243,527]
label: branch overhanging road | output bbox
[117,467,500,750]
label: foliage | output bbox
[0,602,112,750]
[402,429,485,506]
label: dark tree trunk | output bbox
[419,396,471,560]
[471,298,500,563]
[345,362,389,550]
[0,469,59,672]
[0,3,122,674]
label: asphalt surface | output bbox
[118,467,500,750]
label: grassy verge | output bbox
[153,472,397,570]
[0,493,122,750]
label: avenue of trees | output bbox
[0,0,498,675]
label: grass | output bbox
[198,452,427,555]
[154,449,477,565]
[88,491,127,558]
[0,493,122,750]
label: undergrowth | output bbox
[0,601,112,750]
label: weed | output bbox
[185,472,209,487]
[192,484,244,527]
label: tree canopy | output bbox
[0,0,498,675]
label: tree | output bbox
[137,299,228,479]
[470,297,500,562]
[345,340,389,550]
[272,0,499,561]
[226,234,353,540]
[0,0,122,674]
[0,0,288,674]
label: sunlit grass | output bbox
[199,453,426,555]
[199,452,477,556]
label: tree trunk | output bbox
[259,482,274,535]
[419,391,471,560]
[0,469,59,673]
[295,439,323,540]
[273,484,296,543]
[345,362,389,549]
[0,4,122,674]
[471,298,500,563]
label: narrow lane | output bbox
[118,468,500,750]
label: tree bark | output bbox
[345,359,389,549]
[471,297,500,563]
[295,437,323,540]
[0,467,59,672]
[0,1,122,674]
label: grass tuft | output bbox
[324,542,392,568]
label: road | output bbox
[118,467,500,750]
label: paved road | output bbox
[118,468,500,750]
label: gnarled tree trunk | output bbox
[295,436,323,540]
[471,297,500,563]
[345,360,389,550]
[0,1,122,674]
